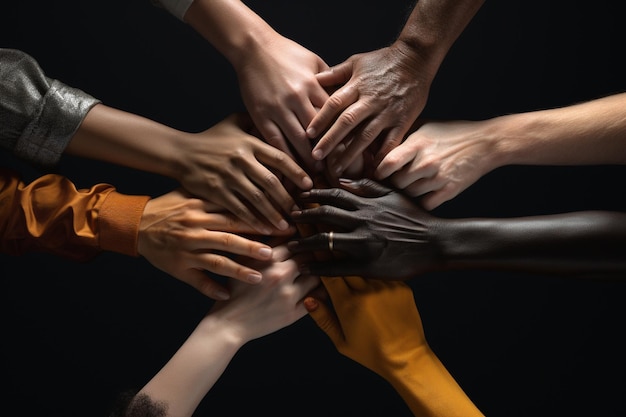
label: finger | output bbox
[373,125,406,165]
[295,187,365,209]
[198,230,274,261]
[306,294,345,345]
[403,175,446,198]
[175,268,231,300]
[294,274,323,301]
[255,141,313,192]
[229,171,291,232]
[327,117,386,176]
[390,162,439,190]
[307,83,359,145]
[336,178,394,198]
[256,118,298,162]
[311,97,372,161]
[420,184,458,211]
[194,251,266,284]
[290,206,358,231]
[374,144,418,180]
[315,60,353,88]
[216,190,274,235]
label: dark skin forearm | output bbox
[442,211,626,276]
[289,179,626,280]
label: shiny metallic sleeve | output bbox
[0,48,101,168]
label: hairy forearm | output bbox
[66,104,183,179]
[184,0,276,68]
[440,211,626,276]
[490,93,626,167]
[396,0,484,75]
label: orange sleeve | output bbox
[0,168,149,260]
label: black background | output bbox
[1,1,626,416]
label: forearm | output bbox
[66,104,185,179]
[395,0,484,77]
[138,315,244,417]
[384,347,483,417]
[490,93,626,167]
[440,211,626,276]
[183,0,277,68]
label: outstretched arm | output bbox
[1,48,312,233]
[307,0,484,176]
[114,243,320,417]
[177,0,330,172]
[376,92,626,210]
[305,276,484,417]
[289,179,626,279]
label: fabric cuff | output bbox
[98,191,150,257]
[15,80,101,168]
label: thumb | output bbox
[304,296,345,347]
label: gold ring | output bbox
[328,231,334,251]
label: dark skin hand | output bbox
[289,179,626,280]
[288,178,445,279]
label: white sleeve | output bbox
[151,0,194,21]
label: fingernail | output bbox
[258,247,272,258]
[334,165,343,175]
[247,273,263,284]
[278,219,290,230]
[312,149,323,160]
[307,127,317,138]
[302,176,313,189]
[215,290,230,300]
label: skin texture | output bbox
[289,178,626,279]
[69,110,313,234]
[116,243,320,417]
[375,92,626,210]
[307,0,485,176]
[184,0,329,173]
[138,188,297,300]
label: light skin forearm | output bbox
[138,315,245,417]
[183,0,276,68]
[490,92,626,168]
[66,104,183,179]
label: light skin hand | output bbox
[209,243,321,342]
[134,243,320,417]
[307,44,431,175]
[235,35,330,172]
[138,188,297,301]
[375,119,497,210]
[177,113,313,234]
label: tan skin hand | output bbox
[307,44,433,176]
[375,119,497,210]
[177,114,313,234]
[235,35,330,173]
[138,188,297,301]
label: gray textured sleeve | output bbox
[150,0,194,21]
[0,48,101,168]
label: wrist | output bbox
[195,313,248,352]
